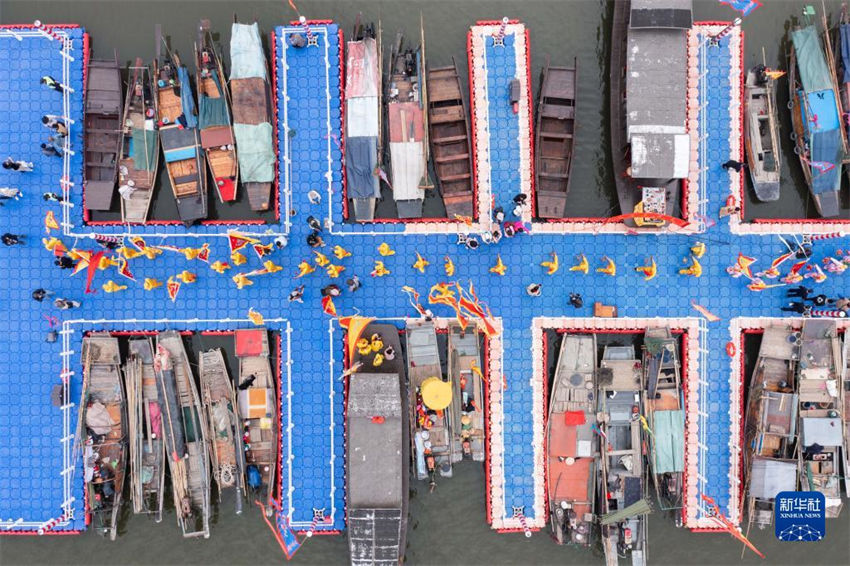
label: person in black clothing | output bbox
[306,231,324,248]
[32,288,52,302]
[513,193,528,206]
[808,294,830,307]
[307,215,322,232]
[786,286,812,300]
[321,284,341,297]
[346,276,361,292]
[2,233,24,246]
[43,192,64,202]
[40,143,61,157]
[55,256,75,269]
[721,160,746,172]
[493,206,505,223]
[569,293,584,309]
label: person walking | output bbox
[288,284,305,303]
[526,283,541,297]
[307,190,321,204]
[3,157,34,172]
[346,276,361,293]
[43,192,64,202]
[780,301,809,314]
[321,284,341,297]
[834,297,850,313]
[53,297,81,310]
[786,286,812,300]
[55,256,75,269]
[0,187,22,204]
[42,115,69,135]
[2,233,24,246]
[569,292,584,309]
[721,159,746,172]
[32,288,53,302]
[40,75,66,92]
[306,231,324,248]
[41,143,62,157]
[307,215,322,232]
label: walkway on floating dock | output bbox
[1,18,848,539]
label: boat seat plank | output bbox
[430,106,465,124]
[432,134,468,144]
[540,131,573,140]
[434,152,469,164]
[439,172,471,182]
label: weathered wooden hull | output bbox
[535,61,577,218]
[84,57,123,213]
[743,69,781,202]
[120,60,159,223]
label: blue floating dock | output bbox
[0,19,848,540]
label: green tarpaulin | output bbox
[131,128,158,172]
[199,73,230,130]
[791,26,833,93]
[600,498,653,525]
[653,409,685,474]
[233,122,274,183]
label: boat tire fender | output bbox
[725,341,736,357]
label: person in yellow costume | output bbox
[634,257,657,281]
[679,255,702,278]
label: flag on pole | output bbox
[401,285,428,316]
[44,210,59,232]
[228,231,260,254]
[167,277,181,302]
[321,295,337,317]
[691,300,721,322]
[117,258,135,281]
[717,0,761,17]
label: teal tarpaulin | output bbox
[791,26,833,93]
[230,22,268,80]
[233,122,275,183]
[199,73,230,130]
[653,409,684,474]
[130,128,158,171]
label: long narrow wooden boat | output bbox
[406,319,454,489]
[80,334,127,540]
[347,322,408,565]
[837,8,850,190]
[230,19,275,212]
[641,328,684,523]
[155,331,211,538]
[598,345,649,566]
[119,59,160,223]
[427,60,474,219]
[196,19,238,204]
[535,59,577,218]
[83,54,123,213]
[199,348,244,513]
[345,17,382,221]
[234,328,278,508]
[547,334,597,547]
[448,323,484,461]
[125,337,165,522]
[609,0,689,229]
[743,325,799,530]
[387,30,431,219]
[789,16,845,218]
[154,26,207,226]
[797,319,844,518]
[743,65,781,202]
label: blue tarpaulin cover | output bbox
[791,27,833,92]
[841,24,850,83]
[177,66,198,129]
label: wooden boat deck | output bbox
[84,59,122,211]
[428,63,474,218]
[535,62,577,219]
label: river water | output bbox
[1,1,849,564]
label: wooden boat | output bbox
[386,29,431,219]
[535,59,577,218]
[406,319,454,489]
[447,323,484,461]
[743,325,799,530]
[427,60,474,218]
[199,348,244,513]
[837,8,850,190]
[609,0,688,229]
[789,15,845,218]
[797,319,844,518]
[598,345,649,566]
[230,19,275,211]
[79,334,127,540]
[347,322,408,565]
[345,17,382,221]
[743,64,781,202]
[196,20,238,203]
[119,59,160,223]
[234,328,278,508]
[154,25,207,225]
[547,334,597,547]
[83,54,123,213]
[641,328,684,522]
[155,331,211,538]
[124,337,165,522]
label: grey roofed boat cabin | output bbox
[626,0,693,180]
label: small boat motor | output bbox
[509,78,520,114]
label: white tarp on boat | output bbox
[389,142,425,201]
[346,98,379,138]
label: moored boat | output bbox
[547,334,597,546]
[125,337,165,522]
[386,29,431,219]
[743,325,799,530]
[406,319,454,489]
[598,344,649,566]
[610,0,691,229]
[83,54,123,214]
[80,334,127,540]
[842,329,850,497]
[789,15,845,218]
[347,322,408,565]
[345,17,382,221]
[154,26,207,225]
[797,319,844,518]
[447,322,484,461]
[230,19,275,212]
[743,64,781,201]
[641,328,684,523]
[155,331,211,538]
[427,60,474,218]
[196,19,238,203]
[199,348,244,513]
[535,60,577,219]
[234,328,278,508]
[119,59,160,223]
